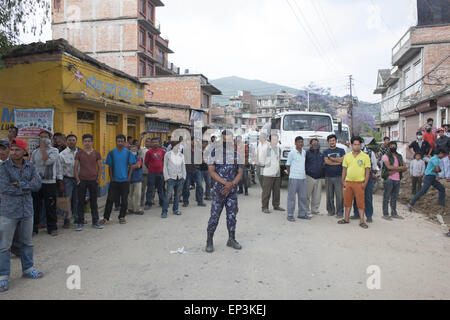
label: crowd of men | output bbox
[255,119,448,231]
[0,119,448,292]
[0,127,250,292]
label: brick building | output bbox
[142,74,222,126]
[145,101,190,124]
[51,0,178,78]
[374,3,450,157]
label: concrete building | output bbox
[229,91,257,130]
[374,3,450,154]
[210,105,235,129]
[255,91,299,129]
[51,0,178,78]
[141,74,222,126]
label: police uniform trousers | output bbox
[207,188,238,232]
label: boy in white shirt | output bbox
[410,153,425,195]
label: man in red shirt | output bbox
[144,138,167,214]
[423,124,436,153]
[419,118,437,136]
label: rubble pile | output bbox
[398,171,450,224]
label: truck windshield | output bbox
[283,115,332,132]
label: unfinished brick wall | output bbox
[52,0,145,77]
[150,107,190,124]
[411,25,450,45]
[144,77,202,110]
[422,43,450,96]
[66,27,94,53]
[95,55,122,71]
[52,0,138,23]
[123,55,138,76]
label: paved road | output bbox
[2,184,450,300]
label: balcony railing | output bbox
[391,29,420,66]
[392,30,410,56]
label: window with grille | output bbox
[413,60,422,94]
[77,111,95,122]
[404,67,412,97]
[107,114,119,124]
[127,118,137,125]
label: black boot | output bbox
[206,231,214,253]
[227,231,242,250]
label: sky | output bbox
[21,0,418,103]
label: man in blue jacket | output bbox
[305,139,324,216]
[0,139,44,293]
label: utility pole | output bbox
[348,75,354,137]
[307,90,310,112]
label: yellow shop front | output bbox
[0,39,155,195]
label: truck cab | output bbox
[333,123,351,153]
[266,111,335,172]
[333,123,350,145]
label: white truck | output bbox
[333,123,351,145]
[262,111,344,175]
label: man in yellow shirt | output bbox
[338,136,371,229]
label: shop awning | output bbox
[63,91,157,114]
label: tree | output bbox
[0,0,50,58]
[343,107,376,136]
[296,82,337,117]
[364,125,382,142]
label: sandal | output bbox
[0,280,8,293]
[360,222,369,229]
[338,219,349,224]
[22,269,44,279]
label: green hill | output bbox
[211,76,380,119]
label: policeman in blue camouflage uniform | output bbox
[206,130,243,253]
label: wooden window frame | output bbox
[147,63,154,77]
[148,1,154,22]
[139,28,146,48]
[139,59,146,77]
[106,114,119,124]
[139,0,146,15]
[148,33,153,53]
